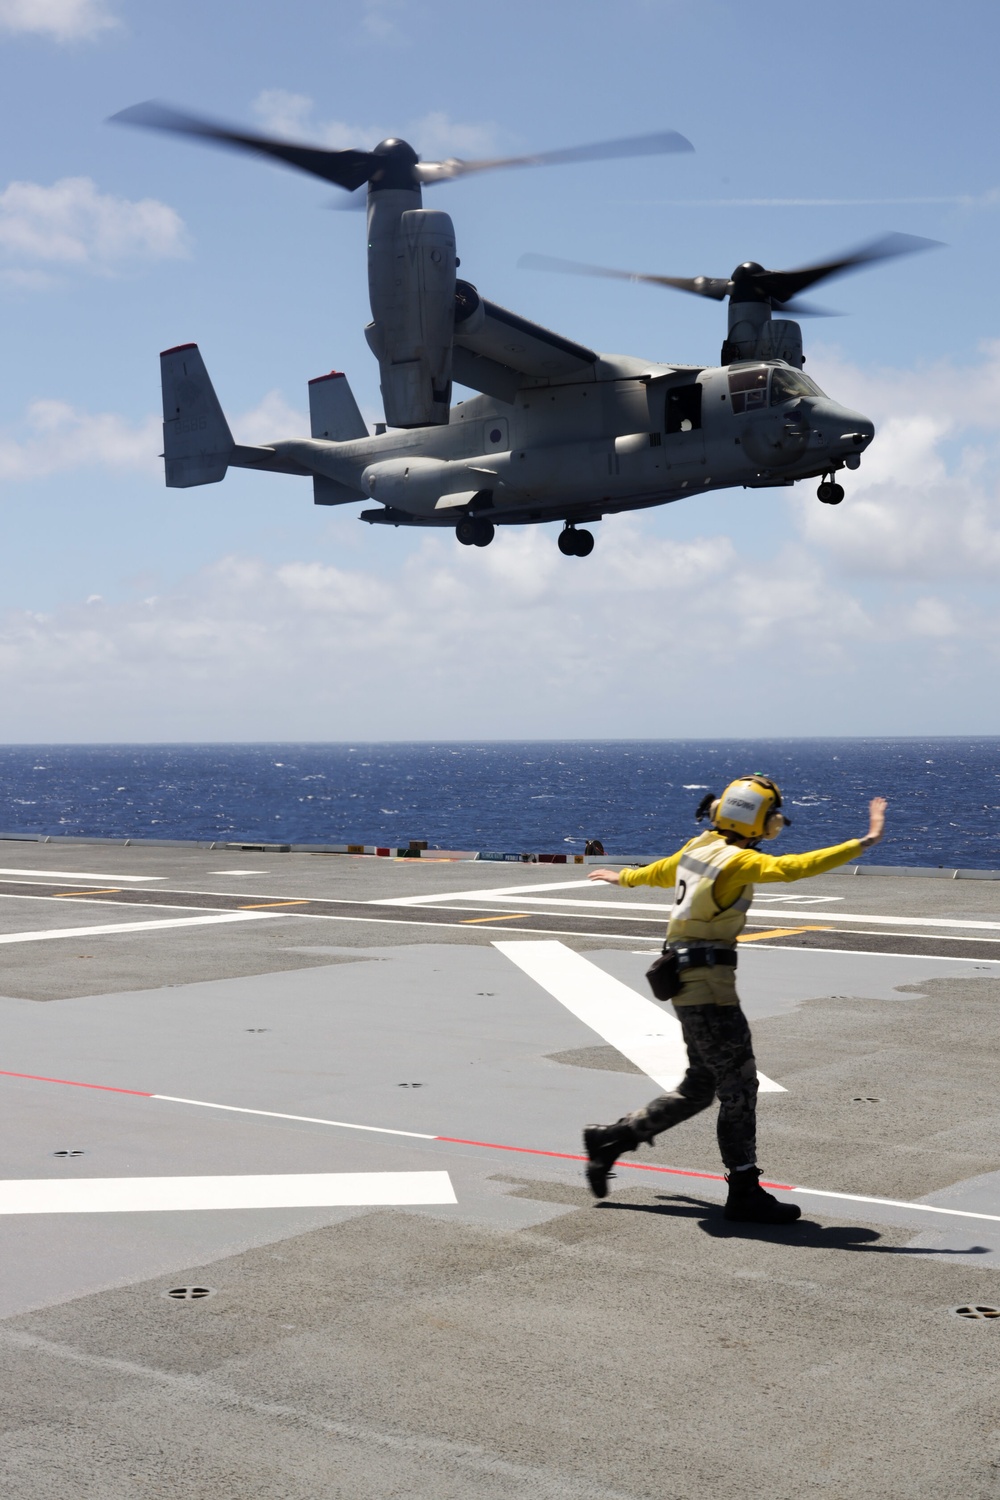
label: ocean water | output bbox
[0,739,998,868]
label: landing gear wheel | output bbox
[558,526,595,557]
[817,481,845,505]
[456,518,495,547]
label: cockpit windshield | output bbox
[727,364,769,414]
[769,366,825,405]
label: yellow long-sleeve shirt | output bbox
[619,836,863,907]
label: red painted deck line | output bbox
[435,1135,792,1189]
[0,1068,154,1097]
[3,1071,992,1213]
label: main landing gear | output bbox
[456,517,495,547]
[817,479,845,505]
[558,525,595,557]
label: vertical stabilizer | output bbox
[160,343,234,487]
[308,370,369,441]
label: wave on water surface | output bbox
[0,739,997,869]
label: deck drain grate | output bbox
[52,1150,86,1158]
[398,1082,424,1088]
[954,1305,1000,1319]
[163,1286,216,1301]
[852,1097,880,1103]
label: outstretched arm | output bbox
[725,797,890,891]
[589,849,685,889]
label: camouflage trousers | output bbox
[625,1003,758,1170]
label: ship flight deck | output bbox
[0,841,998,1500]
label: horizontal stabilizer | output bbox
[160,343,234,487]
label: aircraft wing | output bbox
[453,285,597,402]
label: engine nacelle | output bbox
[755,319,803,368]
[365,207,456,428]
[721,302,804,369]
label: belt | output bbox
[664,943,738,971]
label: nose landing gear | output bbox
[817,479,845,505]
[456,517,495,547]
[558,525,595,557]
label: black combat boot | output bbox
[583,1119,642,1198]
[724,1167,802,1225]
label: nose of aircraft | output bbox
[810,399,875,457]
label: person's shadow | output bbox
[599,1194,991,1255]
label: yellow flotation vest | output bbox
[666,831,752,947]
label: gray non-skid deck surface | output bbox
[1,845,1000,1497]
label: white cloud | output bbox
[0,521,887,740]
[0,401,161,481]
[792,342,1000,579]
[231,390,307,446]
[3,498,1000,739]
[0,389,308,485]
[903,597,960,639]
[0,177,188,277]
[0,0,116,41]
[252,90,502,162]
[359,0,407,44]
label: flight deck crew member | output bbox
[583,776,887,1225]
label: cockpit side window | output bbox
[727,365,769,414]
[665,382,702,433]
[769,366,824,405]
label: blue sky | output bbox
[0,0,998,739]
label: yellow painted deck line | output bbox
[739,926,832,942]
[461,913,532,924]
[50,888,122,898]
[237,899,311,909]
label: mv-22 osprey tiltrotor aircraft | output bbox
[115,103,936,557]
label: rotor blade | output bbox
[770,298,839,317]
[519,252,730,300]
[417,129,693,183]
[331,188,368,212]
[111,101,377,192]
[756,232,941,303]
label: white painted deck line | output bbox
[0,1171,456,1214]
[383,879,1000,933]
[154,1095,438,1139]
[739,945,1000,964]
[0,868,166,883]
[494,939,784,1093]
[0,911,276,944]
[370,879,597,906]
[787,1185,1000,1225]
[450,892,1000,933]
[744,909,1000,932]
